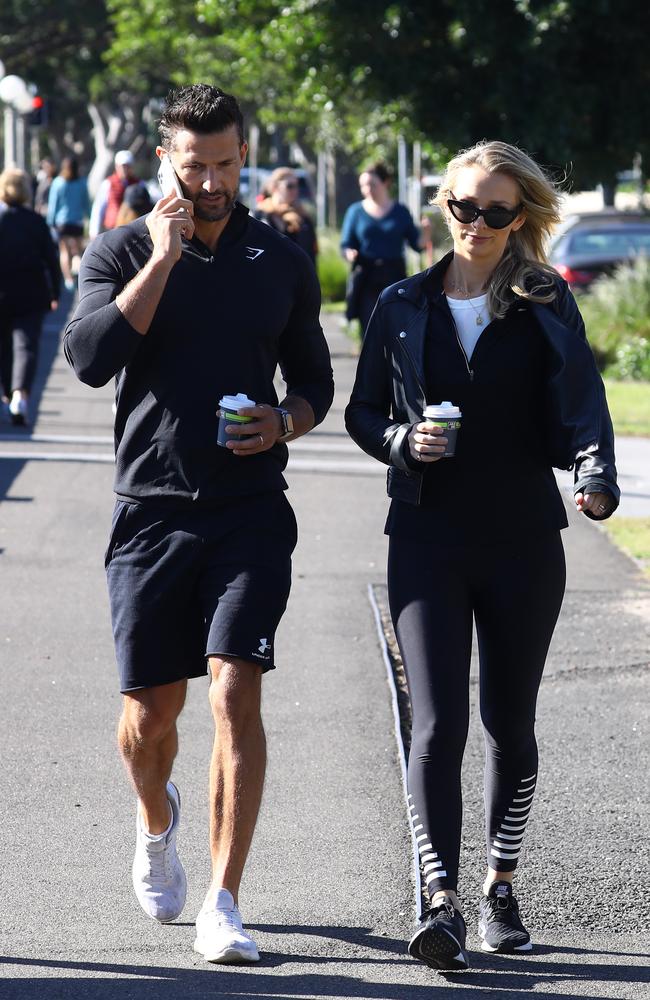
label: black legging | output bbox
[0,311,44,394]
[388,531,566,895]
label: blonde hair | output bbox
[0,168,31,207]
[434,140,563,317]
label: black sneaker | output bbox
[408,899,469,971]
[478,881,532,953]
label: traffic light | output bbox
[29,95,48,127]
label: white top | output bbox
[446,293,491,361]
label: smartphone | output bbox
[157,155,184,199]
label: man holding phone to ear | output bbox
[63,84,333,964]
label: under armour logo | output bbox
[258,638,271,654]
[245,246,264,261]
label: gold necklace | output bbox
[464,294,486,327]
[448,271,487,326]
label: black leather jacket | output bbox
[345,254,619,520]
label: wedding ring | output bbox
[416,453,422,461]
[259,434,264,446]
[598,503,606,511]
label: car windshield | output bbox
[570,229,650,255]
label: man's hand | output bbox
[147,192,195,264]
[225,404,284,456]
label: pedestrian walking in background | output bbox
[89,149,140,239]
[345,140,619,972]
[33,157,57,218]
[64,83,333,965]
[47,157,90,291]
[255,167,318,263]
[341,161,430,336]
[0,168,60,426]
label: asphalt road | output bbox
[0,297,648,999]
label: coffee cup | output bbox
[423,401,462,458]
[217,393,256,447]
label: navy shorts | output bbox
[105,492,298,692]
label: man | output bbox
[89,149,140,238]
[64,84,333,964]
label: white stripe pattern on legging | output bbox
[408,792,447,880]
[490,773,537,862]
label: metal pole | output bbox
[397,135,408,205]
[15,113,26,170]
[317,150,327,230]
[248,123,259,206]
[3,105,16,168]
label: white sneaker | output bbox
[9,394,28,426]
[132,781,187,922]
[194,889,260,963]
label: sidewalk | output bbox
[0,306,648,998]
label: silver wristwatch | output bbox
[275,407,294,442]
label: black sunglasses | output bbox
[447,198,522,230]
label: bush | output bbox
[607,337,650,380]
[317,228,348,303]
[580,256,650,372]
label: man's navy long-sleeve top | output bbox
[64,202,334,505]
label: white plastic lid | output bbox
[219,392,256,411]
[423,400,462,418]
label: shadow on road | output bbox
[2,935,648,999]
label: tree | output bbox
[103,0,650,198]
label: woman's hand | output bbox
[344,248,359,263]
[575,491,611,518]
[408,421,447,463]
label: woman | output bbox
[47,156,90,291]
[255,167,318,263]
[33,157,57,218]
[340,162,429,335]
[345,141,618,971]
[0,169,60,425]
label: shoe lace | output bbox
[426,899,456,921]
[143,841,171,881]
[484,893,518,922]
[205,906,243,933]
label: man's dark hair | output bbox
[159,84,245,149]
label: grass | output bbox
[600,517,650,578]
[604,379,650,436]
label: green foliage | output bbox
[0,0,111,135]
[101,0,650,188]
[581,257,650,371]
[607,338,650,381]
[317,229,348,303]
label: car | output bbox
[238,166,273,207]
[549,212,650,289]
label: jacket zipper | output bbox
[449,314,474,381]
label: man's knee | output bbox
[120,683,186,746]
[208,657,262,730]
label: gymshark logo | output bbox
[245,246,264,261]
[258,638,271,654]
